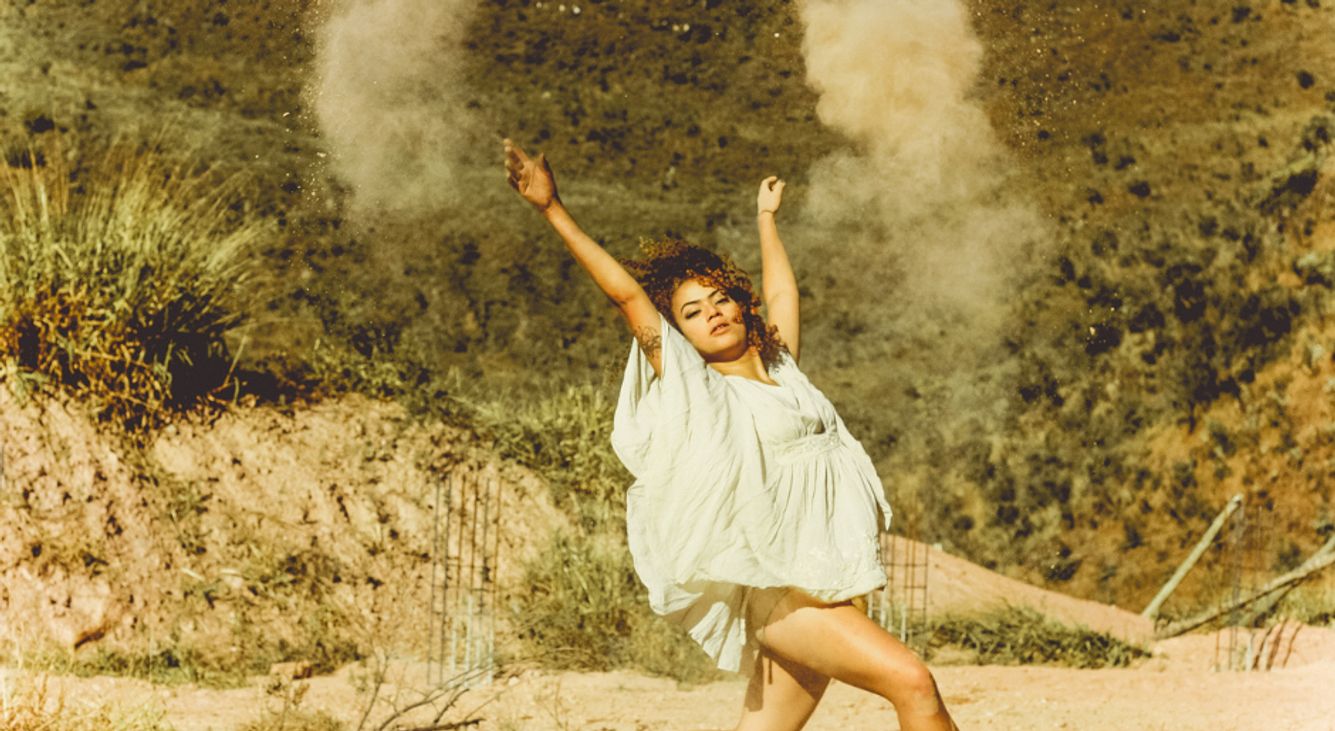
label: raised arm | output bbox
[504,139,664,375]
[757,176,800,362]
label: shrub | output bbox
[517,530,721,683]
[0,139,266,428]
[459,382,720,681]
[927,607,1150,668]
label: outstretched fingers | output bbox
[503,138,531,191]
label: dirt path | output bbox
[475,664,1335,731]
[8,660,1335,731]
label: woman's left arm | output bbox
[757,176,800,362]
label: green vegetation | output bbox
[517,530,721,682]
[0,139,264,429]
[30,606,361,690]
[460,382,721,681]
[927,608,1150,669]
[37,645,245,689]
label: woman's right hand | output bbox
[504,138,559,212]
[757,175,785,216]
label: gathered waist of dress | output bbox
[770,428,841,461]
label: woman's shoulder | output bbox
[769,347,804,378]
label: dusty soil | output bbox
[6,656,1335,731]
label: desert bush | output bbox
[927,607,1149,668]
[0,139,266,428]
[460,380,718,681]
[517,530,721,683]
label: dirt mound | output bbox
[921,541,1153,643]
[0,387,566,673]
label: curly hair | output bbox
[621,237,786,368]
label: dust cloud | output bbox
[798,0,1045,328]
[309,0,480,218]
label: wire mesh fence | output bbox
[427,468,502,687]
[867,531,931,652]
[1213,496,1278,671]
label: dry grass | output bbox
[239,677,344,731]
[0,137,266,429]
[455,381,721,682]
[927,607,1150,669]
[0,669,171,731]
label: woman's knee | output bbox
[874,656,941,710]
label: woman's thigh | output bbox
[754,590,938,705]
[735,648,830,731]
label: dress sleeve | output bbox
[610,313,730,478]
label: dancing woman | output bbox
[504,139,957,731]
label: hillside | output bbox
[1,0,1332,624]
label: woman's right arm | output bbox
[504,139,663,375]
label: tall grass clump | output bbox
[519,531,721,682]
[928,607,1150,668]
[0,140,265,428]
[461,381,720,681]
[467,383,624,530]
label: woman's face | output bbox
[670,277,748,361]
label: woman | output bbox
[504,139,957,731]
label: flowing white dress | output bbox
[610,313,892,674]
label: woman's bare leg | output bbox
[734,648,830,731]
[756,591,958,731]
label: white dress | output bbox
[611,313,892,674]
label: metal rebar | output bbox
[488,472,501,683]
[446,470,459,677]
[429,475,442,683]
[477,471,490,677]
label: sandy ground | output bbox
[7,653,1335,731]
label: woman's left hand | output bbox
[757,175,785,216]
[505,138,560,212]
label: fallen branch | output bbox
[1142,494,1243,620]
[1155,534,1335,639]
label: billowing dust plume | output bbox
[799,0,1044,327]
[310,0,480,217]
